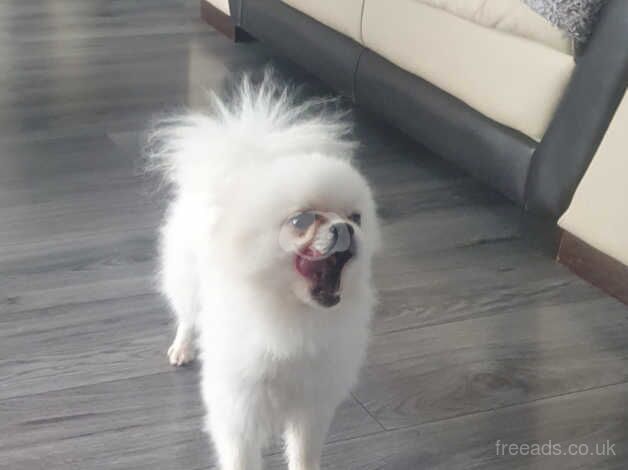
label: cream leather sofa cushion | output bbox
[205,0,230,15]
[418,0,573,55]
[362,0,575,141]
[281,0,364,42]
[559,91,628,267]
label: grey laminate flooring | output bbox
[1,2,627,469]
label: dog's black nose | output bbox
[329,223,354,253]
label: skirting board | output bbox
[200,0,251,42]
[557,231,628,305]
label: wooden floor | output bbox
[1,2,627,469]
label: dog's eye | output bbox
[289,212,316,231]
[348,212,361,226]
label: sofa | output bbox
[201,0,628,300]
[201,0,627,220]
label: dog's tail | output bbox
[146,69,356,197]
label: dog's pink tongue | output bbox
[295,249,324,278]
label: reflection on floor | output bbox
[1,1,626,469]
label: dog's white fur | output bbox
[149,73,379,470]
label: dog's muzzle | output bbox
[298,223,355,307]
[280,213,357,307]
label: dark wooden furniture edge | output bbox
[558,230,628,305]
[200,0,252,42]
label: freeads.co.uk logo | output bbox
[495,440,616,457]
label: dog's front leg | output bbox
[208,406,264,470]
[161,216,200,367]
[211,437,262,470]
[167,322,196,366]
[284,405,335,470]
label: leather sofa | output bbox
[203,0,628,220]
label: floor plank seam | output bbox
[370,378,628,433]
[0,291,162,318]
[371,291,600,337]
[0,369,187,402]
[350,392,387,431]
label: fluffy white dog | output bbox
[149,73,379,470]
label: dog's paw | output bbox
[167,340,195,366]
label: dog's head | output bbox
[214,153,379,309]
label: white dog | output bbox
[149,73,379,470]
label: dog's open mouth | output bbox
[295,249,354,307]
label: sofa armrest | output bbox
[525,0,628,217]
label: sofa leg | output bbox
[518,211,562,258]
[200,0,253,42]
